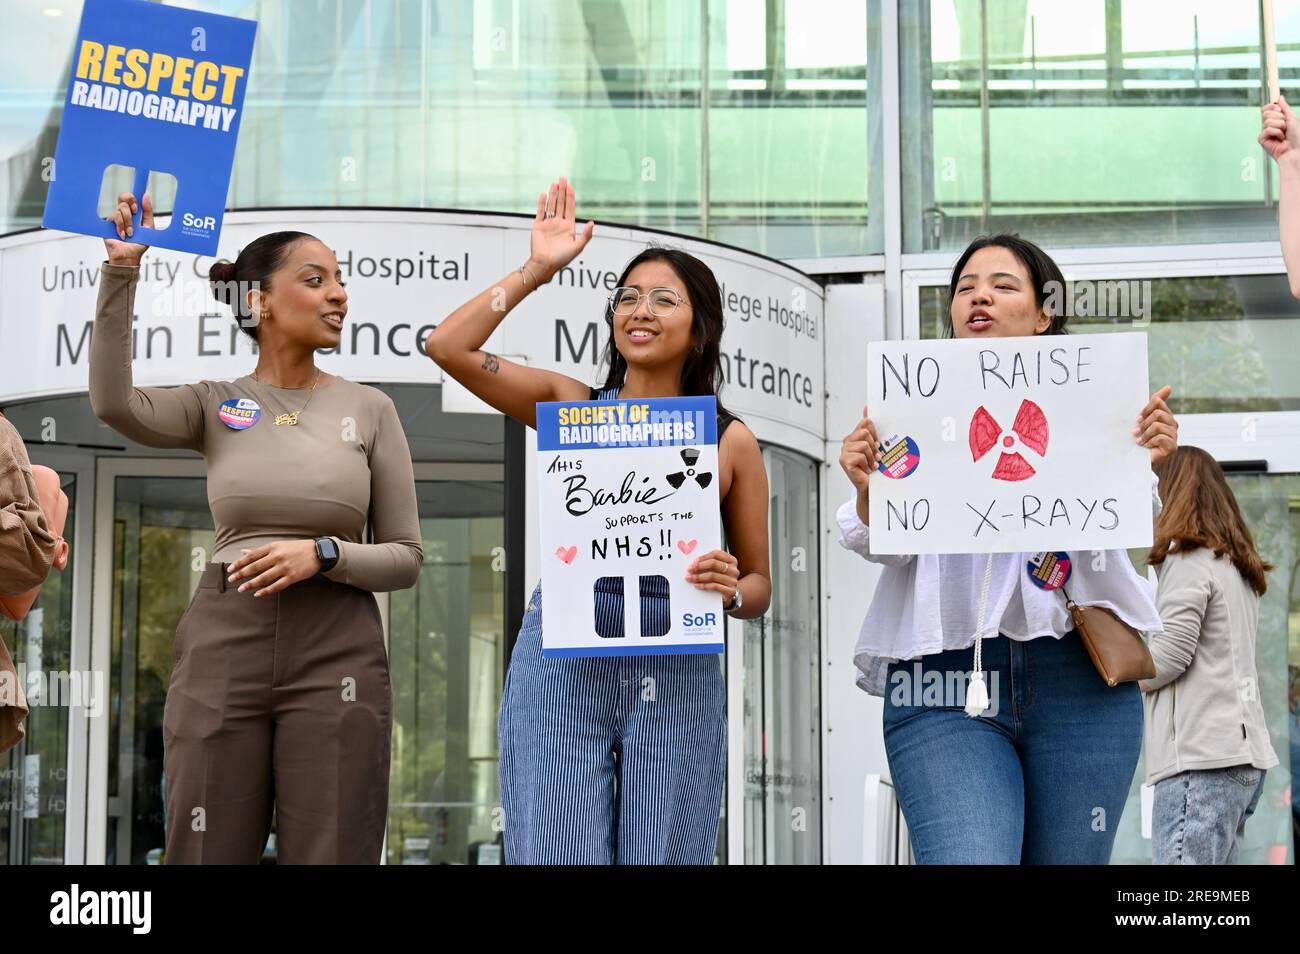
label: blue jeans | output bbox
[498,586,726,864]
[1152,766,1267,865]
[883,633,1142,864]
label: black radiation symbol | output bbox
[666,447,713,490]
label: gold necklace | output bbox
[252,367,321,425]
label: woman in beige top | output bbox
[1143,446,1279,864]
[91,192,422,864]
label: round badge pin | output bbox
[1027,551,1072,590]
[878,434,921,479]
[219,397,262,431]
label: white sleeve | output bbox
[835,495,916,567]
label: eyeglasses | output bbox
[609,286,684,318]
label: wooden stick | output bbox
[1264,0,1280,103]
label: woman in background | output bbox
[1143,445,1278,865]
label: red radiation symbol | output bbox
[969,400,1049,481]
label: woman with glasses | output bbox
[425,178,771,864]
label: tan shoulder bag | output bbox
[1060,585,1156,687]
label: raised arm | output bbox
[89,192,206,451]
[425,178,596,428]
[1261,96,1300,298]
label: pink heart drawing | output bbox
[676,539,698,555]
[555,545,578,565]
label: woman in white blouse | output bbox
[837,234,1179,864]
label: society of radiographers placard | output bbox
[536,395,724,658]
[866,332,1153,554]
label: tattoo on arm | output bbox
[480,352,500,374]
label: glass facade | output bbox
[742,446,821,864]
[902,0,1300,251]
[9,1,1300,257]
[4,0,871,258]
[105,475,211,866]
[386,480,505,865]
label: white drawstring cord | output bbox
[965,551,995,717]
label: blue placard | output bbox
[42,0,257,255]
[536,395,718,452]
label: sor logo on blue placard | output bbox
[181,213,217,232]
[682,612,717,628]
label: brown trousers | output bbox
[162,563,391,864]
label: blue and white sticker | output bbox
[1027,551,1072,590]
[218,397,261,430]
[878,434,921,479]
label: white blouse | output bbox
[837,474,1166,696]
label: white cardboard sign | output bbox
[866,332,1153,554]
[536,395,724,657]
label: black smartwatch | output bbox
[314,536,339,573]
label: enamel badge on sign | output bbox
[878,433,921,479]
[219,397,261,430]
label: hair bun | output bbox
[208,260,236,284]
[208,260,238,304]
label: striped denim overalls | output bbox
[497,386,729,864]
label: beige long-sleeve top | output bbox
[1142,547,1279,784]
[89,263,422,592]
[0,413,57,595]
